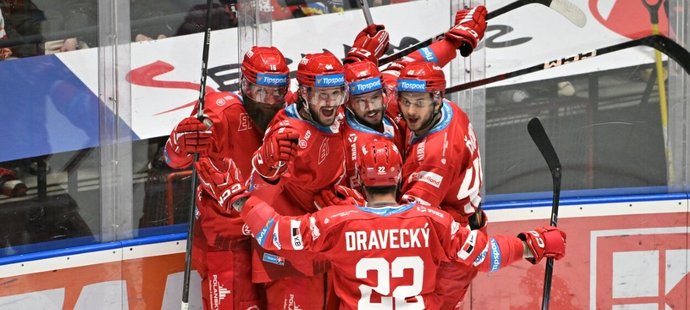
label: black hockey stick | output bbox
[378,0,586,66]
[358,0,374,26]
[181,0,214,309]
[446,34,690,94]
[527,117,561,310]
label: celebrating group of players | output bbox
[164,5,567,309]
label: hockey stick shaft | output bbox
[527,117,561,310]
[378,0,586,66]
[446,34,690,94]
[642,0,672,177]
[358,0,374,26]
[181,0,213,309]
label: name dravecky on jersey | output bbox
[344,228,430,251]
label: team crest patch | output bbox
[238,113,252,131]
[318,138,329,165]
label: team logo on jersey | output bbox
[348,133,357,143]
[210,274,231,309]
[309,217,320,240]
[285,294,302,310]
[242,224,252,236]
[409,171,443,188]
[290,220,304,250]
[215,97,226,106]
[238,113,252,131]
[318,138,329,165]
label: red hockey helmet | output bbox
[241,46,289,86]
[344,61,383,96]
[296,51,345,88]
[396,61,446,96]
[358,140,402,188]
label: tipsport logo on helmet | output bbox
[397,79,427,92]
[256,73,288,87]
[315,73,345,87]
[349,77,382,95]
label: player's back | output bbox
[317,202,453,309]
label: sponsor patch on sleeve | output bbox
[290,220,304,250]
[409,171,443,188]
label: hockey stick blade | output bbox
[527,117,562,310]
[527,118,561,196]
[447,35,690,94]
[379,0,586,66]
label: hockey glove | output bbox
[445,5,487,57]
[518,226,567,264]
[313,185,366,209]
[196,157,249,212]
[345,24,390,65]
[168,116,213,156]
[252,126,300,180]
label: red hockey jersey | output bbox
[400,100,483,221]
[165,91,264,176]
[241,197,524,309]
[341,109,404,191]
[248,103,346,281]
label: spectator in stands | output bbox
[0,0,45,57]
[42,0,97,53]
[0,7,13,59]
[176,0,237,36]
[131,0,187,42]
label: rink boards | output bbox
[1,196,687,309]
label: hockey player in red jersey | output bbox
[395,60,490,308]
[194,139,567,309]
[164,46,290,309]
[338,61,404,193]
[336,6,487,195]
[247,50,349,309]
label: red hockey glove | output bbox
[196,157,249,212]
[518,226,567,264]
[313,185,366,209]
[345,24,390,65]
[445,5,487,57]
[252,126,300,180]
[169,116,213,156]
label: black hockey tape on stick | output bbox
[182,0,214,309]
[527,117,561,310]
[446,34,690,94]
[378,0,586,66]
